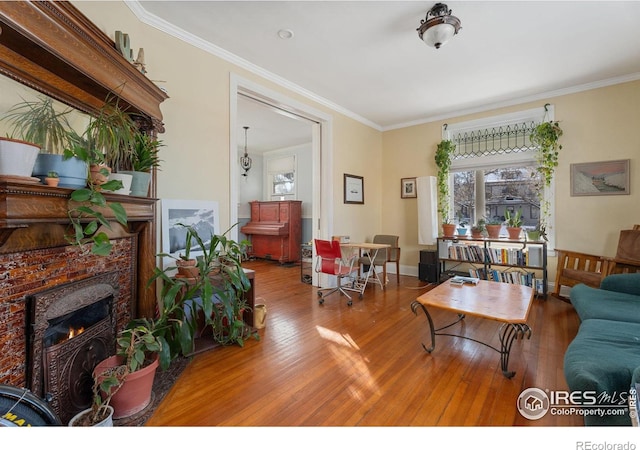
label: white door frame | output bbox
[229,74,334,286]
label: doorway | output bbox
[230,75,334,286]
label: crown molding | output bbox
[125,1,382,131]
[383,72,640,132]
[126,1,640,134]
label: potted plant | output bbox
[68,368,123,426]
[530,119,563,231]
[150,223,259,364]
[120,132,163,196]
[485,217,503,239]
[92,318,163,419]
[456,217,468,236]
[526,223,547,242]
[441,217,456,238]
[435,140,455,236]
[504,209,523,240]
[470,218,487,238]
[62,144,127,256]
[1,95,87,187]
[44,170,59,187]
[84,93,138,172]
[173,228,200,278]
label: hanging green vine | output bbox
[530,120,563,187]
[435,139,455,223]
[530,117,563,229]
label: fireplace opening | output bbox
[26,272,120,424]
[43,297,111,348]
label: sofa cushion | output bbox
[564,318,640,426]
[601,273,640,297]
[570,283,640,323]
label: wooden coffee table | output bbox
[411,279,534,378]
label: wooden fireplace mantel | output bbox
[0,1,168,319]
[0,182,158,318]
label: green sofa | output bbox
[564,273,640,426]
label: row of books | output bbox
[445,244,543,267]
[468,268,541,293]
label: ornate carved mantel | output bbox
[0,1,169,318]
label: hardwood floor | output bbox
[145,259,584,427]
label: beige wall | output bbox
[75,1,637,285]
[383,80,640,282]
[73,1,384,243]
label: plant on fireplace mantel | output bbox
[60,92,144,256]
[63,143,127,256]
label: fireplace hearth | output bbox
[26,272,119,424]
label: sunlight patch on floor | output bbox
[316,325,379,401]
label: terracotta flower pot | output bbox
[44,177,59,187]
[93,354,159,419]
[506,226,522,240]
[89,164,111,187]
[442,223,456,238]
[485,224,502,239]
[176,259,199,278]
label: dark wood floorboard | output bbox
[145,259,583,426]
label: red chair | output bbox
[314,239,359,306]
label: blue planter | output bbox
[32,154,87,188]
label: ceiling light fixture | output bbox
[240,126,252,177]
[417,3,462,49]
[277,29,294,40]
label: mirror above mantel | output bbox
[0,1,168,128]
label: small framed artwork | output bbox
[401,177,417,198]
[570,159,630,196]
[344,173,364,204]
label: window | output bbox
[443,106,555,247]
[266,155,296,200]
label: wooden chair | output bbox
[358,235,401,284]
[553,249,609,299]
[605,225,640,275]
[554,225,640,299]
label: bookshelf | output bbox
[437,236,548,298]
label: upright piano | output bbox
[240,200,302,264]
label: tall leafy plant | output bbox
[435,140,455,224]
[2,95,75,154]
[149,223,258,370]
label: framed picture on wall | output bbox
[401,178,417,198]
[344,173,364,204]
[160,199,220,268]
[570,159,630,196]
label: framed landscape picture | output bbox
[401,178,417,198]
[160,199,219,268]
[570,159,630,196]
[344,173,364,204]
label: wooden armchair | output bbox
[554,225,640,299]
[553,249,609,299]
[606,225,640,275]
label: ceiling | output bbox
[130,1,640,150]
